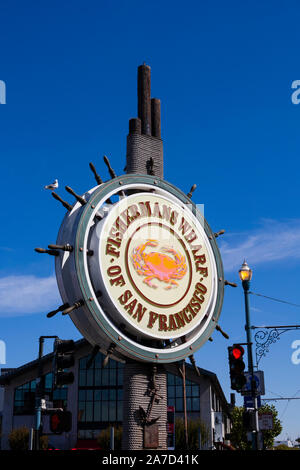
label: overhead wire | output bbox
[249,295,300,420]
[249,291,300,308]
[279,388,300,419]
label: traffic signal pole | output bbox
[34,337,44,450]
[242,280,259,450]
[34,336,58,450]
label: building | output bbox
[274,440,294,448]
[0,338,231,450]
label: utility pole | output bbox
[181,361,188,450]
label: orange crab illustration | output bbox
[131,239,187,289]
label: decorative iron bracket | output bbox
[252,324,300,366]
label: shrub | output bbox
[8,427,48,450]
[8,427,29,450]
[274,444,298,450]
[97,426,122,450]
[40,434,49,450]
[175,417,209,450]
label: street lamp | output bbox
[238,260,259,450]
[239,260,252,283]
[238,260,254,371]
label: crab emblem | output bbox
[131,240,187,289]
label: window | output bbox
[14,380,36,415]
[13,373,67,415]
[167,373,200,412]
[78,352,123,429]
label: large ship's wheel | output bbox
[42,173,225,363]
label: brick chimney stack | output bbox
[126,64,163,178]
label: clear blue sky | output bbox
[1,0,300,442]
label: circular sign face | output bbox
[54,174,224,363]
[93,192,215,340]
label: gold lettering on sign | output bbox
[103,195,212,336]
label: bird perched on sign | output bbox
[44,179,58,190]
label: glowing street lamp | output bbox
[239,260,253,282]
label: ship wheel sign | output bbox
[37,165,229,363]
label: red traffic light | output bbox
[232,345,244,360]
[50,410,72,434]
[50,413,61,432]
[228,345,247,392]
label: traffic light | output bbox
[53,339,75,388]
[50,410,72,434]
[228,344,246,391]
[242,409,256,431]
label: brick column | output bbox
[122,64,167,450]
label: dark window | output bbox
[78,352,124,432]
[167,373,200,412]
[211,391,216,411]
[13,373,67,415]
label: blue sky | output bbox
[1,0,300,442]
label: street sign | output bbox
[241,371,265,396]
[259,412,273,431]
[244,395,261,408]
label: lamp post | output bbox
[238,261,259,450]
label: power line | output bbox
[262,397,300,401]
[266,389,285,399]
[262,398,297,420]
[249,291,300,308]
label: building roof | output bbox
[0,338,86,385]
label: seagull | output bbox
[44,179,58,190]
